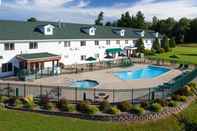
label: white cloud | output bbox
[0,0,197,24]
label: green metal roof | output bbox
[86,57,96,61]
[16,52,60,60]
[0,20,162,41]
[106,48,123,54]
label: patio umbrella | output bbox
[86,57,96,61]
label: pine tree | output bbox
[95,11,104,26]
[169,38,176,48]
[152,38,160,52]
[27,17,37,22]
[136,38,145,53]
[162,36,170,52]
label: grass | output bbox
[0,101,196,131]
[149,46,197,64]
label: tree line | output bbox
[95,11,197,44]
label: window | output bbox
[2,63,12,72]
[95,40,99,46]
[125,40,129,44]
[29,42,38,49]
[4,43,15,50]
[145,40,148,43]
[133,40,137,44]
[116,40,120,44]
[81,55,86,61]
[47,28,51,32]
[80,41,86,46]
[106,40,110,45]
[64,41,71,47]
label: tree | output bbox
[152,38,160,52]
[136,38,145,53]
[27,17,37,22]
[172,17,190,43]
[135,11,146,29]
[117,12,132,27]
[95,11,104,26]
[161,36,170,52]
[105,21,112,26]
[169,38,176,48]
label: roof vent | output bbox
[141,30,145,37]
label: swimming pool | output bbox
[113,66,170,80]
[70,80,99,89]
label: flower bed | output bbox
[1,82,197,122]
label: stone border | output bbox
[5,96,196,122]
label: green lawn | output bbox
[149,46,197,64]
[0,101,196,131]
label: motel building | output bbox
[0,20,161,79]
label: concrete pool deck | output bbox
[30,64,182,90]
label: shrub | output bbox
[76,101,90,113]
[14,99,23,108]
[23,96,36,109]
[144,49,155,56]
[175,86,192,96]
[66,105,75,112]
[154,99,168,107]
[58,98,69,111]
[130,105,145,115]
[140,101,149,109]
[107,107,120,115]
[7,97,17,106]
[117,101,132,112]
[0,96,9,103]
[40,96,50,106]
[99,100,111,112]
[86,105,99,115]
[149,103,162,112]
[168,101,178,107]
[172,94,181,101]
[180,96,187,102]
[188,82,197,89]
[43,102,54,110]
[159,48,165,53]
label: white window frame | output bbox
[29,42,38,49]
[4,43,15,51]
[80,41,86,46]
[64,41,71,47]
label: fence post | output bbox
[57,87,60,102]
[7,83,10,97]
[131,89,134,104]
[75,88,78,103]
[40,85,43,97]
[24,84,26,97]
[148,88,151,101]
[93,88,96,103]
[112,89,115,103]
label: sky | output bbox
[0,0,197,24]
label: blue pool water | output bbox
[70,80,99,88]
[113,66,170,80]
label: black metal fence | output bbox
[0,67,197,104]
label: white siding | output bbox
[0,38,154,77]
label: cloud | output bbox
[0,0,197,24]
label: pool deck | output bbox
[3,64,181,90]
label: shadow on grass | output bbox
[180,53,197,56]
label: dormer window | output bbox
[141,31,145,37]
[112,29,125,37]
[81,26,96,36]
[155,32,159,38]
[36,24,55,36]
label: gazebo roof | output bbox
[16,52,61,62]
